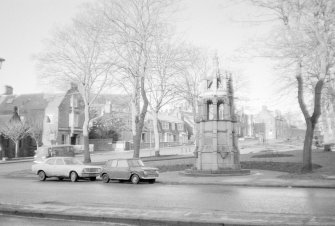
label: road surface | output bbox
[1,160,335,225]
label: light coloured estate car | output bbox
[101,158,159,184]
[32,157,101,182]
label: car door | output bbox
[43,158,56,176]
[103,160,113,177]
[109,160,118,179]
[54,158,66,177]
[115,160,131,179]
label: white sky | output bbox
[0,0,301,114]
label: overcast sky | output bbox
[0,0,300,114]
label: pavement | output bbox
[3,201,335,226]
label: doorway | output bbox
[71,134,78,145]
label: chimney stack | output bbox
[0,85,13,95]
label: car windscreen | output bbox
[128,159,144,167]
[63,158,83,165]
[50,146,75,157]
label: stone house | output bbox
[90,95,189,147]
[143,113,189,145]
[253,106,277,141]
[43,84,85,146]
[0,85,84,157]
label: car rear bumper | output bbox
[80,173,100,178]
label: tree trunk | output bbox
[83,104,91,163]
[153,110,160,156]
[302,120,314,172]
[133,132,141,158]
[133,76,149,158]
[297,68,324,172]
[15,141,19,158]
[192,102,199,158]
[33,136,39,149]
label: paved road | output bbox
[1,161,335,225]
[1,177,335,217]
[1,162,335,217]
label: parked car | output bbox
[33,145,75,163]
[100,158,159,184]
[32,157,101,182]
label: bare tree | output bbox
[0,121,30,158]
[147,40,185,156]
[25,112,44,149]
[99,0,175,158]
[37,9,116,163]
[250,0,335,172]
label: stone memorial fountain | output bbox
[185,57,250,176]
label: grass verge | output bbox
[251,153,294,158]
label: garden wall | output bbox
[89,139,115,152]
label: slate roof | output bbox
[0,93,66,112]
[0,115,11,126]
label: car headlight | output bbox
[143,171,148,176]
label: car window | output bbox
[46,159,56,165]
[117,160,128,168]
[105,160,113,167]
[55,158,64,165]
[128,160,144,167]
[111,160,117,167]
[64,158,83,165]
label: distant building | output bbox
[253,106,276,141]
[90,95,189,148]
[236,110,254,138]
[0,85,84,158]
[144,112,188,145]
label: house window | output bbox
[74,114,79,127]
[61,134,67,144]
[69,113,79,127]
[178,123,184,131]
[70,95,78,108]
[162,122,169,130]
[171,123,175,130]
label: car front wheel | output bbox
[38,171,46,181]
[70,172,78,182]
[131,174,140,184]
[102,174,110,183]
